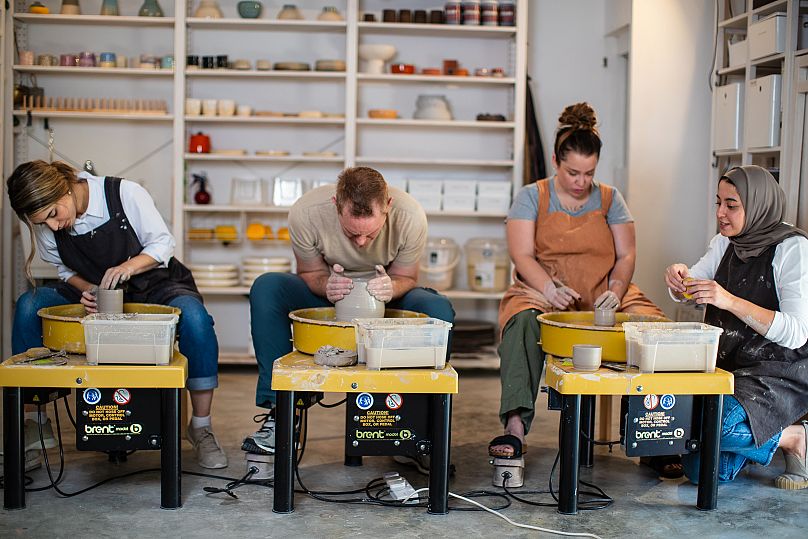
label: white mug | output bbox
[202,99,218,116]
[218,99,236,116]
[185,98,202,116]
[572,344,602,371]
[236,105,252,117]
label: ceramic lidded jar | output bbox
[138,0,164,17]
[195,0,223,18]
[334,278,385,322]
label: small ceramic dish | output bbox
[232,59,251,70]
[189,263,238,272]
[211,149,247,156]
[454,68,469,76]
[274,61,310,71]
[390,63,415,74]
[298,110,324,118]
[192,270,239,280]
[244,256,291,265]
[315,59,346,71]
[194,278,240,288]
[302,151,338,157]
[255,59,272,70]
[255,150,290,156]
[368,109,398,119]
[421,67,442,75]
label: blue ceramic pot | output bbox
[238,1,262,18]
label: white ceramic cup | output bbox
[236,105,253,117]
[217,99,236,116]
[594,307,616,327]
[96,288,124,314]
[185,98,202,116]
[202,99,218,116]
[572,344,602,371]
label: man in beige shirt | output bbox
[243,167,454,455]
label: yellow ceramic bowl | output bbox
[38,303,181,354]
[538,311,669,362]
[289,307,426,355]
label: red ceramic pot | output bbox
[189,132,211,153]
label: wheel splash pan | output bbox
[289,307,426,355]
[38,303,181,354]
[538,311,669,362]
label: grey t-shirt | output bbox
[507,180,633,224]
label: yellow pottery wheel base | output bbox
[538,311,668,362]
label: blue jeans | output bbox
[682,395,781,483]
[12,287,219,391]
[249,272,455,408]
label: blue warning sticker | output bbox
[660,394,676,410]
[356,392,374,410]
[83,388,102,405]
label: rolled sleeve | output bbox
[119,181,173,266]
[765,237,808,349]
[288,206,322,261]
[507,184,539,221]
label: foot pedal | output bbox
[490,456,524,488]
[245,452,274,480]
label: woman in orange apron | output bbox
[489,103,664,464]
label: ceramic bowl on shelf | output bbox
[195,277,240,288]
[255,59,271,70]
[315,59,346,71]
[273,61,310,71]
[358,44,396,74]
[237,1,262,18]
[255,150,290,156]
[368,109,397,119]
[277,4,303,20]
[390,63,415,75]
[189,263,238,273]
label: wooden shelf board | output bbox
[358,21,516,38]
[187,18,346,31]
[183,153,344,163]
[14,14,174,27]
[751,0,788,18]
[747,145,781,154]
[357,73,515,85]
[718,12,747,29]
[184,205,291,213]
[186,69,346,79]
[717,65,745,76]
[357,118,514,129]
[13,65,173,76]
[355,156,514,167]
[13,110,172,121]
[751,52,785,67]
[185,116,344,125]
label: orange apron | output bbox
[498,178,663,329]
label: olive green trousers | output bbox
[498,309,544,434]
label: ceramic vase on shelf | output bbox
[60,0,81,15]
[138,0,164,17]
[99,0,118,16]
[195,0,223,19]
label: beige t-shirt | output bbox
[289,185,427,275]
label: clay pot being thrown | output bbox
[358,44,396,74]
[334,278,384,322]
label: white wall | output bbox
[627,0,714,316]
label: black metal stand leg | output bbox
[428,394,452,515]
[160,388,181,509]
[558,394,581,515]
[579,395,595,468]
[3,387,25,510]
[343,403,362,467]
[697,394,723,511]
[273,390,295,514]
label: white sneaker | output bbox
[241,412,276,455]
[186,425,228,469]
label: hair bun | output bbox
[558,102,597,132]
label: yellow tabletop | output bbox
[545,356,734,396]
[271,351,458,394]
[0,350,187,389]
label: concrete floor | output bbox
[1,367,806,538]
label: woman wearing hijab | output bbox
[6,160,227,470]
[489,103,665,468]
[666,165,808,489]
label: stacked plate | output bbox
[190,264,240,288]
[242,257,292,287]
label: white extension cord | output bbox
[401,488,604,539]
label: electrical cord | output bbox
[317,398,347,408]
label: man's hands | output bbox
[367,265,393,303]
[326,264,353,303]
[542,281,582,310]
[594,290,620,311]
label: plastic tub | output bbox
[354,318,453,370]
[465,237,509,292]
[623,322,723,373]
[419,237,460,291]
[82,313,179,365]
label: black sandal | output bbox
[488,434,526,458]
[640,455,684,479]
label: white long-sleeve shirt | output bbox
[34,172,174,282]
[680,233,808,349]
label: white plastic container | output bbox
[407,179,443,196]
[442,194,476,212]
[747,74,782,148]
[465,237,509,291]
[748,12,786,60]
[354,318,452,370]
[728,38,747,67]
[443,180,477,197]
[476,194,511,214]
[82,313,179,366]
[713,82,744,151]
[477,181,511,197]
[419,237,460,291]
[623,322,723,373]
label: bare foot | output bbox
[780,424,807,460]
[489,412,525,456]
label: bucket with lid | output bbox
[464,237,509,292]
[419,237,460,291]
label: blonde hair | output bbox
[6,160,79,284]
[554,102,602,161]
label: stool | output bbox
[1,350,187,510]
[270,351,458,514]
[544,356,734,514]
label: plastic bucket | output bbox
[420,237,460,291]
[464,237,509,292]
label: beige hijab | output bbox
[723,166,808,262]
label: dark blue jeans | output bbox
[249,272,455,408]
[682,395,781,483]
[12,287,219,390]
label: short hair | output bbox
[335,167,389,217]
[554,102,602,162]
